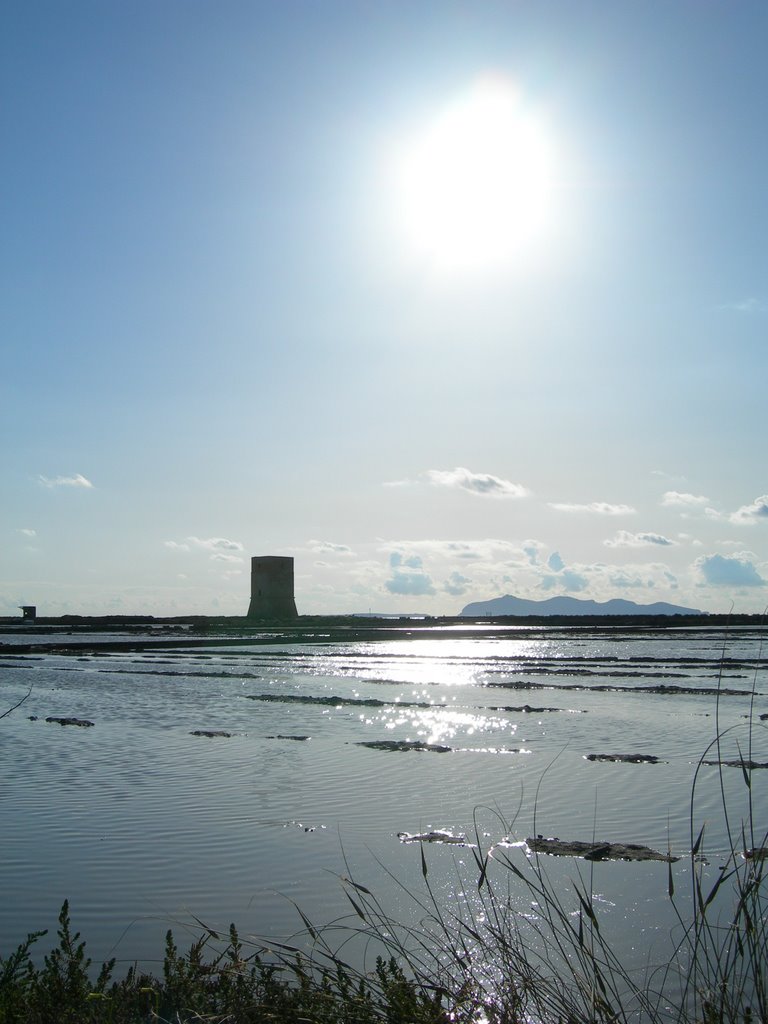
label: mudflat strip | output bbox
[527,837,678,862]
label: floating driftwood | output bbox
[398,830,469,845]
[190,730,233,738]
[585,753,662,764]
[356,740,451,753]
[527,836,678,862]
[703,758,768,769]
[266,734,310,741]
[45,716,94,728]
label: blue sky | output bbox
[2,1,767,616]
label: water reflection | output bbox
[0,624,765,981]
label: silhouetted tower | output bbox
[247,556,298,619]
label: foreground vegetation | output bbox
[0,902,449,1023]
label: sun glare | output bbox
[393,78,557,273]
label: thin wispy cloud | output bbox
[18,528,37,537]
[605,531,674,548]
[38,473,93,489]
[548,501,636,515]
[716,297,766,313]
[652,470,688,482]
[210,553,244,563]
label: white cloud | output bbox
[308,539,354,555]
[443,571,471,596]
[165,536,245,562]
[548,501,636,515]
[164,540,191,552]
[38,473,94,489]
[18,528,37,537]
[540,569,589,593]
[729,495,768,525]
[380,538,536,565]
[425,467,529,499]
[608,572,647,589]
[390,551,425,569]
[188,536,244,552]
[535,560,682,600]
[523,540,545,565]
[604,531,674,548]
[695,554,766,587]
[661,491,710,508]
[385,569,436,596]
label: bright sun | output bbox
[393,78,557,273]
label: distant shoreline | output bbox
[0,611,765,648]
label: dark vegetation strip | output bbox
[487,681,759,695]
[487,667,692,678]
[356,740,452,752]
[245,693,437,708]
[99,667,265,680]
[488,704,571,713]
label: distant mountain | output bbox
[459,594,704,617]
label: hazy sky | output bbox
[2,1,767,617]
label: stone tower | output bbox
[247,556,298,619]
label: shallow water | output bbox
[0,624,766,979]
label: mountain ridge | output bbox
[459,594,704,617]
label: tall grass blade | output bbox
[736,740,752,790]
[344,891,368,923]
[692,823,706,857]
